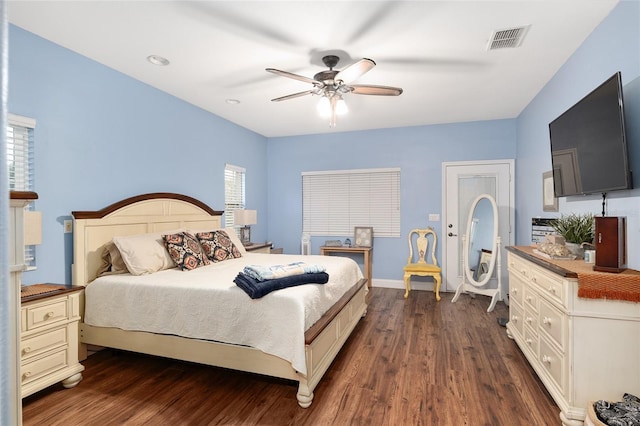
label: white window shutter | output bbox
[302,168,401,238]
[224,164,246,231]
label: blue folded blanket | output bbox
[234,271,329,299]
[243,262,326,281]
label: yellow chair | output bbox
[403,227,441,301]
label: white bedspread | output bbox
[84,253,363,375]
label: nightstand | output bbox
[20,284,84,397]
[320,245,372,290]
[244,242,273,254]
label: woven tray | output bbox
[20,284,66,298]
[520,246,640,303]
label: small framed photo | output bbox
[542,170,558,212]
[354,226,373,247]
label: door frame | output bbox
[441,159,515,292]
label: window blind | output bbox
[302,168,401,237]
[224,164,246,230]
[7,114,35,191]
[8,114,37,268]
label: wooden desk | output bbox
[320,246,372,289]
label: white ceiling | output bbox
[8,1,619,138]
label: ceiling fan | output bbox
[266,55,403,127]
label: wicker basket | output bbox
[585,402,607,426]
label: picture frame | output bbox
[542,170,558,212]
[354,226,373,247]
[475,249,493,281]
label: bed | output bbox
[72,192,368,408]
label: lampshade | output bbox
[335,97,348,115]
[24,210,42,246]
[317,94,348,123]
[317,96,331,117]
[234,209,257,226]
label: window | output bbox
[7,114,35,191]
[7,114,37,268]
[224,164,246,230]
[302,168,401,238]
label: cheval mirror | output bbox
[451,193,506,312]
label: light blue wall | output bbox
[267,121,517,279]
[515,0,640,269]
[12,0,639,284]
[9,26,269,284]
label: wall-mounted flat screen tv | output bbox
[549,72,632,197]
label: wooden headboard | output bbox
[72,193,223,286]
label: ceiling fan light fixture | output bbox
[335,97,348,115]
[317,96,331,117]
[268,54,401,128]
[317,94,348,125]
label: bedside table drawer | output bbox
[21,327,67,361]
[21,349,68,386]
[24,299,68,331]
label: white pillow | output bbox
[186,227,247,255]
[112,230,182,275]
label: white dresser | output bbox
[20,285,84,398]
[506,247,640,426]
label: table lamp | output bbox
[234,209,257,246]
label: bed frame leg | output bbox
[296,382,314,408]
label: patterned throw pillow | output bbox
[197,230,242,262]
[163,232,210,271]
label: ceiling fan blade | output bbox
[266,68,318,85]
[350,84,403,96]
[335,58,376,84]
[271,90,316,102]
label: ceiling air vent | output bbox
[487,25,530,50]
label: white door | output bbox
[442,160,514,292]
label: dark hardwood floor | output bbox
[22,288,560,425]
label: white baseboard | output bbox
[372,278,434,292]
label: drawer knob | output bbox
[543,316,552,326]
[526,296,532,302]
[22,371,32,379]
[22,346,31,355]
[548,287,556,294]
[525,338,533,345]
[511,314,519,322]
[512,288,518,295]
[45,311,55,319]
[526,316,533,324]
[542,355,552,364]
[531,277,537,283]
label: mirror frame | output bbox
[463,194,499,287]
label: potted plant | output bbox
[550,213,595,258]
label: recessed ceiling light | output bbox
[226,99,241,105]
[147,55,170,66]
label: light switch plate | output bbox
[64,220,73,233]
